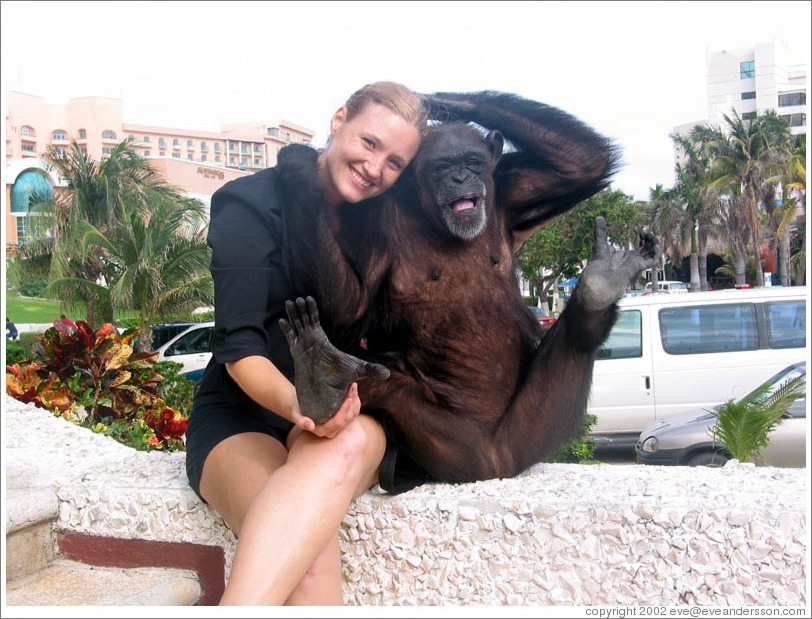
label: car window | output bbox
[168,327,213,355]
[659,303,758,354]
[766,301,806,349]
[596,309,642,360]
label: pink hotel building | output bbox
[4,90,315,248]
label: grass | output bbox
[5,294,137,325]
[5,295,70,324]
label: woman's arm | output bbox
[226,355,363,439]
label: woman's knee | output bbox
[291,415,386,488]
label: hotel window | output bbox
[201,142,208,151]
[159,138,166,147]
[780,113,806,127]
[267,127,279,137]
[160,151,165,157]
[187,140,194,147]
[187,154,194,161]
[778,92,806,107]
[741,91,756,100]
[102,130,117,140]
[215,155,221,162]
[128,135,135,142]
[21,144,35,152]
[53,147,67,156]
[742,111,757,120]
[201,155,207,161]
[214,143,222,152]
[172,152,180,159]
[51,130,67,141]
[740,61,755,79]
[78,129,86,139]
[144,151,151,156]
[103,147,114,154]
[21,126,35,137]
[173,138,180,146]
[143,136,151,143]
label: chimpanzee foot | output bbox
[279,296,390,424]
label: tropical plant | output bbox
[5,320,187,451]
[547,413,598,463]
[705,110,793,287]
[14,140,213,332]
[709,372,806,464]
[72,188,213,351]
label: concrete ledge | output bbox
[3,395,808,606]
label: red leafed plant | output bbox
[6,319,187,451]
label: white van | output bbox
[588,286,807,448]
[644,280,689,294]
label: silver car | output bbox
[634,361,807,467]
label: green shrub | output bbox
[546,413,599,463]
[6,321,187,451]
[5,339,27,365]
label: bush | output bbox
[546,413,599,463]
[5,321,187,451]
[5,339,27,365]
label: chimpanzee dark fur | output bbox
[278,91,658,483]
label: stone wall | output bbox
[4,396,808,606]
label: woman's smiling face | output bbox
[320,102,421,206]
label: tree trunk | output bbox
[733,251,747,285]
[689,225,700,291]
[751,227,764,287]
[778,226,791,286]
[697,228,709,291]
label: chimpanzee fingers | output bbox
[285,299,305,334]
[279,318,295,347]
[592,216,609,261]
[356,361,391,382]
[304,296,321,328]
[638,230,660,261]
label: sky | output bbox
[1,0,809,201]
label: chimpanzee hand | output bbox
[423,92,478,123]
[280,296,390,424]
[576,217,659,312]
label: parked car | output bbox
[149,322,196,351]
[587,286,807,449]
[635,361,806,467]
[155,322,214,375]
[528,306,556,327]
[643,280,690,294]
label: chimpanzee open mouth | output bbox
[448,193,482,213]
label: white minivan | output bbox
[587,286,807,448]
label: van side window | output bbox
[660,303,758,354]
[596,310,642,359]
[766,301,806,349]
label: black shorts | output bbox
[185,371,430,501]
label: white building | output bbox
[674,39,806,167]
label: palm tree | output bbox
[768,133,806,285]
[75,192,212,352]
[19,140,211,329]
[706,110,793,287]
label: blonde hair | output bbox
[344,82,429,137]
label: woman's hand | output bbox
[293,382,361,439]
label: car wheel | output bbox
[686,451,729,467]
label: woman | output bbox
[185,82,428,605]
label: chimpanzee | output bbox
[278,91,658,483]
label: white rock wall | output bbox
[4,396,808,606]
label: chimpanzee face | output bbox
[413,124,503,242]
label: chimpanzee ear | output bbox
[486,130,504,163]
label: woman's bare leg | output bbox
[199,415,386,605]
